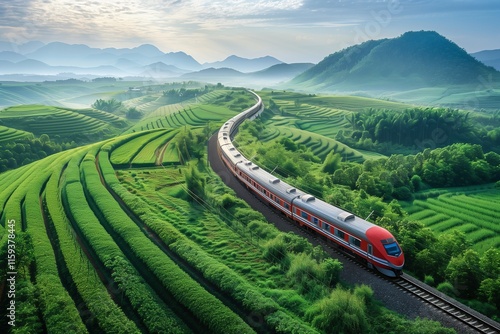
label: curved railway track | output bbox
[208,92,500,334]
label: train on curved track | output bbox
[216,91,404,277]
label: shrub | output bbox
[436,282,458,297]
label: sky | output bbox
[1,0,499,64]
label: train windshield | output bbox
[383,242,401,257]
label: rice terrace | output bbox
[1,26,500,334]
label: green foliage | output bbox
[424,275,435,287]
[125,107,142,119]
[436,282,458,298]
[92,98,122,113]
[184,165,205,201]
[322,150,342,174]
[446,249,482,298]
[305,288,369,334]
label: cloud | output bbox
[0,0,499,62]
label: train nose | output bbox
[390,254,405,268]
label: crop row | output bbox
[132,129,179,165]
[110,130,166,165]
[63,151,186,333]
[436,195,500,220]
[0,104,62,117]
[77,108,127,125]
[99,153,319,333]
[0,148,88,331]
[62,157,143,333]
[448,194,500,214]
[273,125,364,162]
[84,153,254,333]
[0,125,31,142]
[417,213,450,227]
[423,197,500,232]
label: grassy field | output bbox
[402,185,500,253]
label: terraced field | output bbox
[0,125,324,333]
[0,105,127,138]
[404,188,500,253]
[127,90,254,133]
[257,125,364,162]
[0,125,32,143]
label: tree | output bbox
[92,98,122,113]
[478,278,500,309]
[446,249,482,298]
[480,248,500,279]
[322,151,342,174]
[125,107,142,119]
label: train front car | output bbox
[292,195,405,277]
[365,226,404,277]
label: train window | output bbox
[312,217,319,225]
[322,222,330,231]
[301,211,308,220]
[284,203,290,210]
[350,236,361,248]
[275,197,280,204]
[383,242,402,257]
[335,229,345,239]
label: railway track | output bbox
[208,128,500,334]
[392,275,500,334]
[290,212,500,334]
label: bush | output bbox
[424,275,435,287]
[436,282,457,297]
[305,288,368,334]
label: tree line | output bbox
[336,107,500,154]
[0,135,77,172]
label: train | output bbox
[216,91,404,277]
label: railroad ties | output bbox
[393,276,500,334]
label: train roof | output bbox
[293,194,376,238]
[236,159,307,202]
[220,143,245,166]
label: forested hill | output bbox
[291,31,500,91]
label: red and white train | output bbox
[216,91,404,277]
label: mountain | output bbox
[181,67,244,80]
[24,42,202,71]
[157,52,202,71]
[471,49,500,71]
[0,51,26,62]
[291,31,500,91]
[250,63,314,81]
[203,55,283,73]
[141,62,188,77]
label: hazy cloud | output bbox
[0,0,498,62]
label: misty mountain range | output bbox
[0,32,499,91]
[0,41,297,82]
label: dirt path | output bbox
[155,141,170,166]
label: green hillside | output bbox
[291,31,500,91]
[0,104,128,142]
